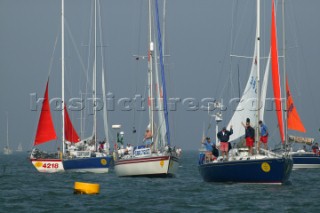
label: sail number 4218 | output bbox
[42,163,59,169]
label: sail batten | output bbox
[34,80,58,146]
[271,0,285,142]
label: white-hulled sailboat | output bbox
[30,80,64,173]
[198,0,293,184]
[114,0,179,177]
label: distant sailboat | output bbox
[4,113,12,155]
[16,143,23,152]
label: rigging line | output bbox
[132,0,144,131]
[82,1,94,137]
[64,20,91,89]
[47,32,59,78]
[288,0,320,125]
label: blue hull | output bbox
[198,157,293,184]
[63,156,114,173]
[292,153,320,168]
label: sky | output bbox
[0,0,320,151]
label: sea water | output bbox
[0,151,319,213]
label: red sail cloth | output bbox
[34,80,57,145]
[271,0,285,142]
[286,78,306,133]
[64,104,80,143]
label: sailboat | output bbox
[30,0,112,173]
[272,1,320,169]
[30,80,64,173]
[286,79,320,168]
[61,0,113,173]
[16,143,23,152]
[198,0,293,184]
[3,113,12,155]
[114,0,180,177]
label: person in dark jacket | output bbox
[217,126,233,160]
[242,118,255,155]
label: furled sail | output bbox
[271,0,285,142]
[102,68,110,151]
[34,80,57,145]
[286,77,306,132]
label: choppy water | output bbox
[0,151,319,213]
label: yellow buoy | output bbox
[74,182,100,195]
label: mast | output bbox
[255,0,261,154]
[162,0,166,55]
[93,0,97,149]
[61,0,65,154]
[148,0,154,139]
[98,0,110,150]
[6,112,9,148]
[282,0,288,148]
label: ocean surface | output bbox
[0,151,320,213]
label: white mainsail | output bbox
[227,37,258,142]
[260,52,271,118]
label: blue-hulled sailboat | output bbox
[198,0,293,184]
[62,0,113,173]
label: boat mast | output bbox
[93,0,97,149]
[61,0,65,155]
[148,0,154,139]
[6,112,9,148]
[282,0,288,149]
[95,0,97,147]
[162,0,166,55]
[255,0,261,154]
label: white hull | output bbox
[65,168,109,173]
[293,164,320,169]
[31,159,64,173]
[3,148,12,155]
[115,155,179,177]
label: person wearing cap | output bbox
[201,137,214,161]
[258,120,268,151]
[217,125,233,160]
[242,118,255,155]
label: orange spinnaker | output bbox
[286,77,306,132]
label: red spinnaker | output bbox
[271,0,285,142]
[34,80,57,145]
